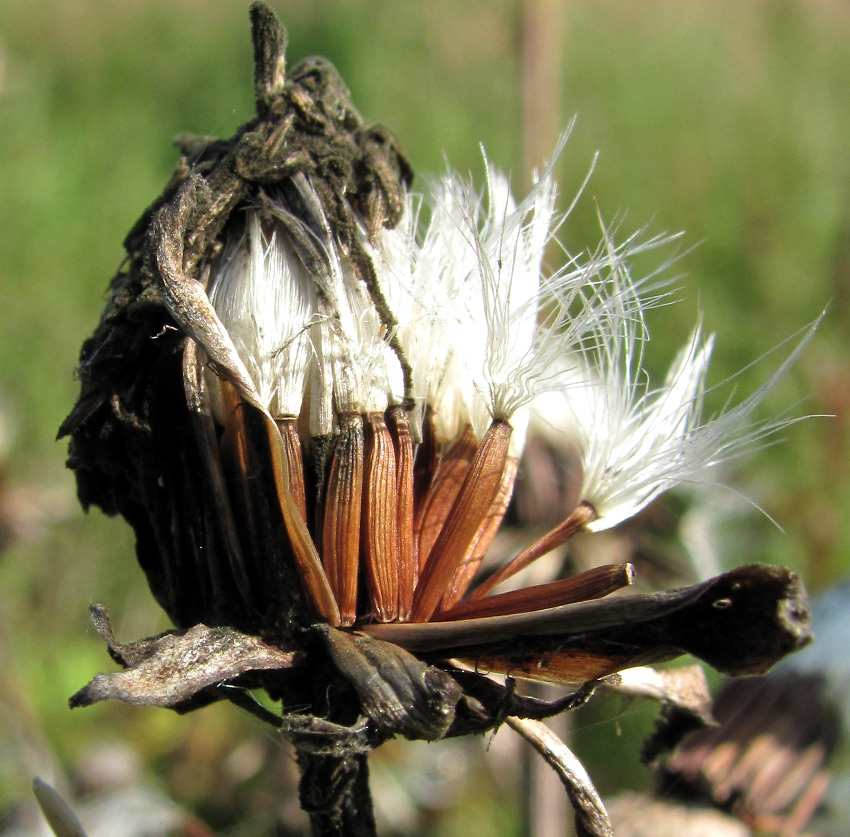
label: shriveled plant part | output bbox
[59,5,814,836]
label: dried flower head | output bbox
[60,5,814,834]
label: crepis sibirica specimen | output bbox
[60,5,814,834]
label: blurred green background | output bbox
[0,1,848,834]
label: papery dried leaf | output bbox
[606,664,714,724]
[153,176,263,410]
[70,606,301,709]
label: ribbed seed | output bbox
[217,380,257,548]
[388,406,416,621]
[184,347,251,608]
[275,418,307,521]
[321,413,364,626]
[412,407,439,528]
[414,425,478,573]
[466,502,598,601]
[440,456,518,611]
[265,414,340,626]
[362,413,400,622]
[434,564,635,620]
[411,420,512,622]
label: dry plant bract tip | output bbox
[58,5,814,835]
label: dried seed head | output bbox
[62,7,814,762]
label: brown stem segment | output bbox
[467,502,598,601]
[507,717,614,837]
[296,751,377,837]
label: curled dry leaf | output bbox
[605,665,714,725]
[69,605,302,710]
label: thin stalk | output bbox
[296,751,377,837]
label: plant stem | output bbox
[296,751,377,837]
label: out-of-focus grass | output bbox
[0,1,848,834]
